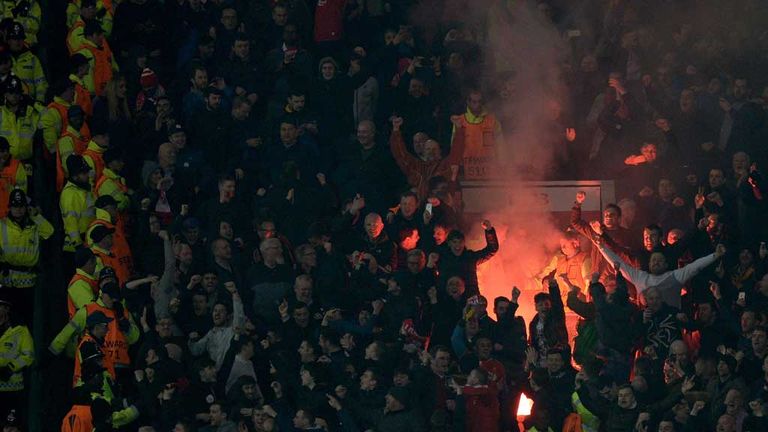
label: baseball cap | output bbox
[85,310,113,328]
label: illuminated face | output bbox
[433,226,448,245]
[233,39,249,58]
[603,207,620,229]
[559,238,579,257]
[667,229,683,245]
[643,228,661,252]
[617,387,636,409]
[446,277,465,300]
[365,214,384,239]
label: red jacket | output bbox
[313,0,346,42]
[462,383,500,432]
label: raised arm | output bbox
[672,244,722,284]
[596,242,643,285]
[389,117,418,173]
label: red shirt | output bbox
[314,0,346,42]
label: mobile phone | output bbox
[425,203,433,215]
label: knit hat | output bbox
[103,147,124,164]
[98,266,116,282]
[140,68,158,89]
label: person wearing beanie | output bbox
[56,105,90,192]
[60,154,96,259]
[74,20,118,96]
[82,120,109,184]
[69,53,93,116]
[0,136,26,218]
[0,189,53,296]
[135,67,166,113]
[0,75,40,162]
[66,247,99,319]
[7,22,47,104]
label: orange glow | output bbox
[516,393,533,417]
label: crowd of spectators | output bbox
[0,0,767,431]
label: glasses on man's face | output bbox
[407,260,421,266]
